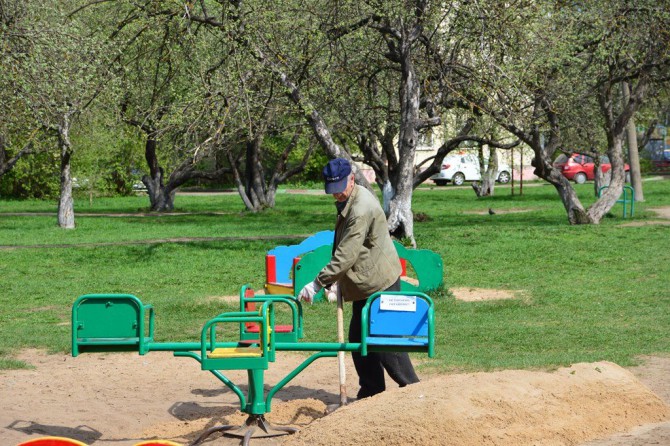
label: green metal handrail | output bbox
[598,185,635,218]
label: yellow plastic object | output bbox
[134,441,183,446]
[208,346,263,358]
[262,307,273,339]
[17,437,88,446]
[264,282,293,295]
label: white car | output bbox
[430,153,512,186]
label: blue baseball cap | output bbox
[323,158,352,194]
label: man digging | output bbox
[299,158,420,403]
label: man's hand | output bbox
[326,282,339,303]
[298,280,322,304]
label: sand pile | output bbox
[283,362,670,446]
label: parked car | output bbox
[131,169,147,191]
[553,153,630,184]
[430,153,512,186]
[652,149,670,171]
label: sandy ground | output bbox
[2,287,669,446]
[1,349,669,446]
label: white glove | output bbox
[298,280,322,304]
[326,283,340,303]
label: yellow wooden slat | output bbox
[207,347,263,358]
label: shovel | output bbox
[325,286,347,414]
[336,289,348,406]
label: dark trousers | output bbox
[349,278,420,399]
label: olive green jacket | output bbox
[316,185,401,301]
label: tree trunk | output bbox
[556,181,591,224]
[387,32,420,247]
[593,157,608,195]
[472,147,497,197]
[587,77,648,222]
[142,181,177,212]
[57,115,75,229]
[227,138,269,212]
[587,138,627,223]
[242,137,272,211]
[622,82,644,201]
[142,137,176,212]
[532,153,592,224]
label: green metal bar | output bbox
[361,297,371,357]
[265,351,337,412]
[147,341,362,353]
[246,369,266,414]
[624,185,635,217]
[147,341,362,354]
[598,185,635,218]
[143,305,155,355]
[209,369,246,411]
[200,312,267,360]
[245,296,301,339]
[148,342,220,352]
[173,351,247,410]
[274,342,361,352]
[428,302,435,358]
[206,308,266,346]
[71,302,79,356]
[137,303,146,356]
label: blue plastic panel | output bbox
[268,230,334,284]
[369,295,429,337]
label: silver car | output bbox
[430,153,512,186]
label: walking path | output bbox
[0,234,310,250]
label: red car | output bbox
[652,149,670,172]
[553,153,630,184]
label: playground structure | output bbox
[71,286,435,445]
[265,232,443,300]
[264,230,334,295]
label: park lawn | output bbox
[0,178,668,372]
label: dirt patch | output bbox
[0,235,310,251]
[205,295,242,304]
[621,220,670,227]
[451,287,517,301]
[649,206,670,219]
[621,205,670,227]
[1,350,669,446]
[621,206,670,227]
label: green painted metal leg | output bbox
[189,368,298,445]
[246,368,266,415]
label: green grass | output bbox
[1,178,669,373]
